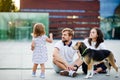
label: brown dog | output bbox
[73,41,119,78]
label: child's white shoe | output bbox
[32,72,36,77]
[40,73,45,78]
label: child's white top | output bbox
[32,35,48,64]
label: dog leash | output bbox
[81,48,87,56]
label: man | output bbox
[52,28,83,77]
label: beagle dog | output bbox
[73,41,119,78]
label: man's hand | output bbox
[67,65,74,71]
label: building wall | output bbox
[20,0,100,39]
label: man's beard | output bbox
[62,40,68,43]
[62,37,69,43]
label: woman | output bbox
[82,27,107,74]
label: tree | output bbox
[0,0,16,12]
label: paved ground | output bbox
[0,40,120,80]
[0,69,120,80]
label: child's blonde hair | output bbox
[32,23,46,37]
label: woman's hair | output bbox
[88,27,104,48]
[33,23,45,37]
[62,28,74,37]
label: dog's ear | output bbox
[75,41,81,46]
[78,42,87,54]
[80,42,87,49]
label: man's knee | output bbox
[52,61,62,73]
[53,57,57,64]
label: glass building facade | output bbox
[0,13,49,40]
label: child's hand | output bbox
[31,41,35,51]
[31,46,34,51]
[48,33,53,43]
[49,33,53,37]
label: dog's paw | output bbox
[84,76,89,79]
[84,76,91,79]
[115,74,119,78]
[106,73,110,76]
[89,75,93,78]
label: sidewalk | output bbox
[0,69,120,80]
[0,40,120,80]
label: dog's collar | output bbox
[81,48,87,56]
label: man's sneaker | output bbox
[60,70,77,77]
[60,70,69,76]
[32,72,36,77]
[40,73,45,78]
